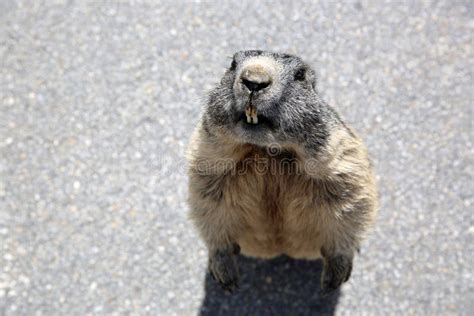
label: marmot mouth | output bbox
[238,112,275,129]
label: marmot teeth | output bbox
[252,114,258,124]
[245,105,258,124]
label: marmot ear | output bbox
[311,75,317,90]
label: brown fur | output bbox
[187,122,378,260]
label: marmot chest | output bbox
[224,159,323,259]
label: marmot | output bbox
[187,50,378,294]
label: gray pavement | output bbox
[0,1,473,315]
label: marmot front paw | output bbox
[320,254,353,296]
[208,244,240,292]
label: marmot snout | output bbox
[187,50,378,294]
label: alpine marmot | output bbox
[187,50,378,294]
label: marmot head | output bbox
[203,50,335,148]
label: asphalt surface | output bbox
[1,1,473,315]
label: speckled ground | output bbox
[0,1,472,315]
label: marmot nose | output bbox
[240,66,271,92]
[242,79,270,92]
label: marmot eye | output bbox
[230,59,237,71]
[294,68,306,81]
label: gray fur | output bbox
[203,50,339,150]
